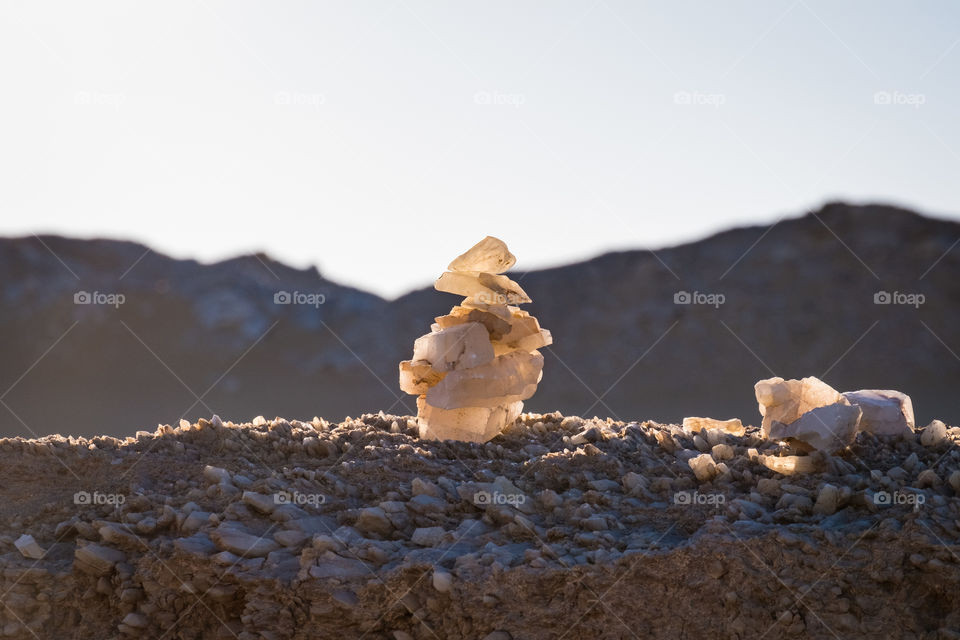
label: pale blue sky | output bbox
[2,1,958,297]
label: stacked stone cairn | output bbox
[399,236,552,442]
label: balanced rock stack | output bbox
[399,236,552,443]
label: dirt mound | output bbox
[0,413,958,639]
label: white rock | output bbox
[14,534,45,560]
[842,389,914,435]
[432,569,453,593]
[768,403,862,453]
[683,417,745,436]
[688,453,718,483]
[921,419,948,446]
[759,454,823,475]
[711,443,734,461]
[448,236,516,274]
[755,376,845,437]
[412,323,495,373]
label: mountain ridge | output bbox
[1,201,957,438]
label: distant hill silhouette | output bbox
[1,201,957,437]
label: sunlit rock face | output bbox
[754,376,845,437]
[842,389,915,436]
[400,236,552,442]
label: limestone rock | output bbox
[755,376,845,437]
[398,360,446,395]
[759,454,823,475]
[417,398,523,443]
[683,417,745,436]
[435,307,512,340]
[14,534,45,560]
[842,389,914,435]
[448,235,516,274]
[688,453,718,483]
[435,271,531,305]
[425,351,543,409]
[432,569,453,593]
[768,403,861,453]
[920,419,948,446]
[412,323,495,373]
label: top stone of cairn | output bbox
[448,236,517,274]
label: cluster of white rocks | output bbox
[399,237,552,443]
[756,376,916,453]
[685,376,928,476]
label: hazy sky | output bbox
[2,1,958,298]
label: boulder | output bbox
[755,376,845,437]
[768,402,862,453]
[842,389,914,435]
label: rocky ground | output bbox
[1,412,959,639]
